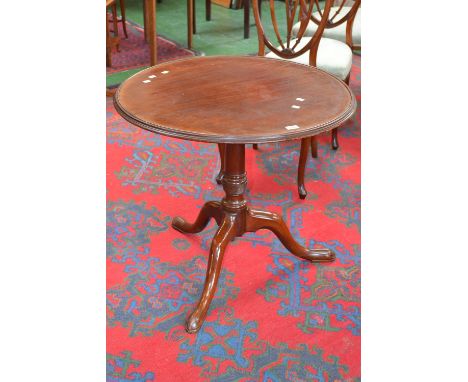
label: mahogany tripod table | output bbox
[114,56,356,333]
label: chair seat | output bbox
[292,7,361,46]
[265,37,352,80]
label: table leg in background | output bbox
[146,0,157,65]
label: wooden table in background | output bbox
[113,56,356,334]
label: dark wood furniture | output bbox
[109,0,129,39]
[142,0,260,52]
[120,0,129,38]
[326,0,361,51]
[293,0,361,152]
[110,0,158,64]
[106,0,156,98]
[113,56,356,333]
[188,0,262,48]
[293,0,361,52]
[106,0,121,67]
[249,0,359,199]
[155,0,195,49]
[243,0,262,39]
[106,0,120,96]
[106,0,157,65]
[141,0,158,65]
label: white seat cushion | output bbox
[291,7,361,46]
[265,37,352,80]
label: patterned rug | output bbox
[107,20,197,74]
[106,55,361,381]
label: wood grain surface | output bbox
[114,55,356,144]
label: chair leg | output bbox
[106,52,111,67]
[119,0,128,38]
[331,73,350,151]
[106,88,117,97]
[206,0,211,21]
[244,0,250,39]
[187,0,193,49]
[192,0,197,34]
[297,138,309,199]
[331,128,339,150]
[106,11,112,67]
[310,136,318,158]
[111,3,119,37]
[143,0,149,42]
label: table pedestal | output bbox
[172,144,335,333]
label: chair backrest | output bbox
[253,0,335,67]
[253,1,361,64]
[310,0,361,49]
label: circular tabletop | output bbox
[114,56,356,144]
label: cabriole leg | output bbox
[186,215,237,333]
[245,208,335,262]
[311,136,318,158]
[172,201,223,234]
[297,138,309,199]
[332,128,339,150]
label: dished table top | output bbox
[114,56,356,144]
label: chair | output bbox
[106,0,121,67]
[250,0,359,199]
[290,0,360,154]
[291,0,361,51]
[107,0,129,39]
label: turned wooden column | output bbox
[220,144,247,224]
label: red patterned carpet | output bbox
[107,55,361,381]
[107,21,196,74]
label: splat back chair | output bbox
[292,0,360,51]
[250,0,357,199]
